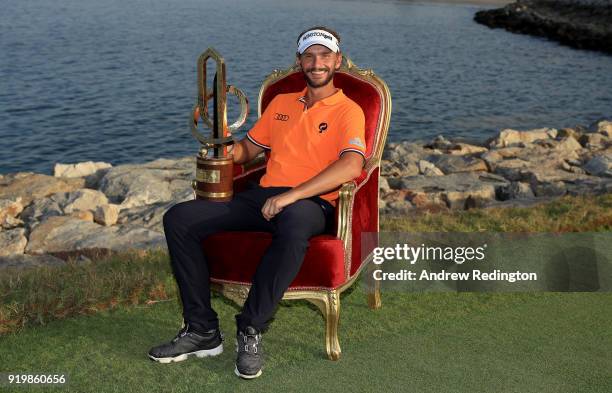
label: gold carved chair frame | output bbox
[209,55,392,360]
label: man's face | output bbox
[297,45,342,88]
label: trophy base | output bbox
[193,155,234,202]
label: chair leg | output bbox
[366,262,382,309]
[307,290,341,360]
[324,290,341,361]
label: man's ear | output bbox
[295,54,301,69]
[335,51,342,70]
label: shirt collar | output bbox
[297,87,345,106]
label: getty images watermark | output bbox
[361,232,612,292]
[372,242,537,283]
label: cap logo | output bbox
[297,29,340,54]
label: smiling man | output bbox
[148,26,366,379]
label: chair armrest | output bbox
[336,166,377,242]
[336,165,380,278]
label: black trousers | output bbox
[162,183,335,332]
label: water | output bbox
[1,0,611,175]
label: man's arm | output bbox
[231,137,265,165]
[261,152,364,221]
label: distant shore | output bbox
[474,0,612,54]
[402,0,511,6]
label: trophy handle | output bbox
[227,85,249,132]
[190,85,248,145]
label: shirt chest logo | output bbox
[318,122,328,133]
[274,113,289,121]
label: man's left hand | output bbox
[261,191,299,221]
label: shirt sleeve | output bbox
[337,105,366,161]
[246,97,276,149]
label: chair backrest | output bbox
[257,56,392,168]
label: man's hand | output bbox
[261,190,299,221]
[260,152,364,220]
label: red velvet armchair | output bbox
[201,56,391,360]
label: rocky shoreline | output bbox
[474,0,612,54]
[1,119,610,269]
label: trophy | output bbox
[190,47,249,201]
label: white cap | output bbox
[297,29,340,54]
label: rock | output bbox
[54,161,112,178]
[588,118,612,137]
[25,216,165,255]
[383,200,415,215]
[569,166,586,175]
[579,133,609,150]
[583,154,612,177]
[19,189,109,225]
[2,215,24,230]
[496,181,535,200]
[418,160,444,176]
[0,228,27,256]
[492,158,531,181]
[0,172,85,207]
[428,155,488,173]
[381,142,426,178]
[379,177,391,194]
[397,173,508,210]
[62,189,109,214]
[383,142,429,162]
[424,136,488,155]
[488,128,557,148]
[446,143,488,156]
[0,253,67,270]
[566,177,612,196]
[381,159,420,178]
[69,210,94,222]
[94,204,120,226]
[483,142,582,182]
[554,137,583,154]
[526,167,592,185]
[424,135,453,150]
[0,197,24,229]
[19,196,64,226]
[98,157,195,209]
[531,181,566,197]
[557,127,582,140]
[386,177,404,190]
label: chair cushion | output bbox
[204,232,346,290]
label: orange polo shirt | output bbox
[246,87,366,205]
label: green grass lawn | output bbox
[1,194,611,392]
[1,288,611,392]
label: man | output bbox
[148,26,366,379]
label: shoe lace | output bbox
[240,331,261,354]
[171,324,190,343]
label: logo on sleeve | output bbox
[274,113,289,121]
[348,137,365,149]
[318,122,328,133]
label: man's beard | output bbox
[303,67,335,88]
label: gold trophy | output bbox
[190,47,249,201]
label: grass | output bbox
[0,289,610,392]
[381,194,612,232]
[0,194,610,392]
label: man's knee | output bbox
[275,200,325,238]
[163,200,205,232]
[163,201,185,230]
